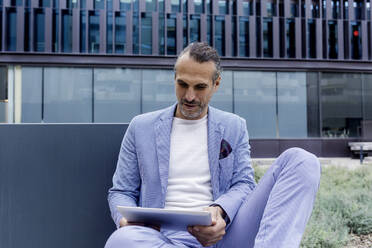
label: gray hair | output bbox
[174,42,221,83]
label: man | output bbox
[105,42,321,248]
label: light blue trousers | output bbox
[105,148,321,248]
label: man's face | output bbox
[174,54,220,120]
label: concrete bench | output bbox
[348,142,372,163]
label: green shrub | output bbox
[253,164,372,248]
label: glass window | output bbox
[206,0,212,14]
[351,22,362,59]
[80,11,86,52]
[107,12,113,53]
[322,0,326,18]
[52,0,58,7]
[94,68,141,123]
[80,0,86,9]
[159,13,165,54]
[94,0,104,10]
[242,0,253,16]
[307,19,316,58]
[183,0,188,12]
[7,9,17,51]
[171,0,180,13]
[219,0,228,14]
[267,1,277,16]
[239,17,249,57]
[62,10,72,53]
[234,71,277,138]
[321,73,362,137]
[107,0,113,11]
[277,72,307,138]
[364,74,372,120]
[35,10,45,52]
[44,68,92,123]
[24,9,31,51]
[207,15,212,46]
[133,12,139,54]
[194,0,204,14]
[290,0,299,17]
[331,0,341,19]
[231,16,237,56]
[142,69,176,113]
[190,15,200,43]
[115,12,126,54]
[306,72,320,137]
[159,0,165,12]
[10,0,22,6]
[146,0,156,12]
[21,67,42,123]
[0,67,7,123]
[133,0,139,12]
[183,14,188,48]
[328,21,338,59]
[66,0,78,8]
[343,0,348,19]
[0,10,2,51]
[52,10,59,52]
[210,71,233,112]
[354,0,363,19]
[141,12,152,54]
[119,0,131,11]
[215,16,225,56]
[89,11,100,53]
[286,18,296,58]
[263,18,273,57]
[167,14,177,55]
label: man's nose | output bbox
[185,88,196,102]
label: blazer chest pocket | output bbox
[218,153,234,192]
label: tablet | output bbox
[117,206,212,230]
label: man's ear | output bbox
[213,76,221,91]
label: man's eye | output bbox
[195,85,207,90]
[179,83,188,88]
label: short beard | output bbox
[179,99,206,119]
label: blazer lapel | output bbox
[208,106,224,200]
[154,104,176,204]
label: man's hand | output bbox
[119,217,160,231]
[188,206,227,247]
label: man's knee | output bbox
[105,226,154,248]
[279,147,321,186]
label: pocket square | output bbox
[219,139,232,159]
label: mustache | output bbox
[181,99,201,106]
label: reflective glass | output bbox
[119,0,131,11]
[194,0,204,14]
[146,0,156,12]
[306,72,320,137]
[142,69,176,113]
[159,0,165,12]
[159,13,165,54]
[94,0,104,10]
[321,73,362,137]
[183,0,187,12]
[219,0,228,14]
[89,12,100,53]
[24,9,31,51]
[21,67,42,123]
[7,9,17,51]
[44,68,92,123]
[210,71,233,112]
[167,14,176,55]
[81,0,86,9]
[115,12,126,54]
[35,10,45,52]
[239,17,249,57]
[328,21,338,59]
[364,74,372,120]
[215,16,225,56]
[62,10,72,53]
[107,0,113,11]
[351,22,362,60]
[94,68,141,123]
[107,12,113,53]
[171,0,180,12]
[53,0,59,8]
[0,67,6,123]
[307,19,316,58]
[133,13,139,54]
[242,0,253,16]
[141,13,152,54]
[263,18,273,57]
[286,19,296,58]
[234,71,277,138]
[52,10,59,52]
[190,15,200,43]
[231,16,237,56]
[183,15,188,48]
[66,0,78,8]
[80,11,87,52]
[277,72,307,138]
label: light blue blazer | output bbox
[108,104,257,228]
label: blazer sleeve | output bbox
[107,118,141,228]
[213,118,257,226]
